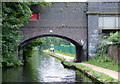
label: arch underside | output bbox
[18,34,86,62]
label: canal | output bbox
[2,48,94,82]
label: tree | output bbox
[41,37,72,50]
[2,2,51,67]
[23,38,43,62]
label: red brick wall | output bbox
[108,45,120,63]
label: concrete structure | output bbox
[19,2,120,62]
[87,2,120,58]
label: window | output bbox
[30,13,38,20]
[99,16,120,29]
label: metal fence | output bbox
[53,46,75,54]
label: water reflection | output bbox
[2,49,92,82]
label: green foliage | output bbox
[93,31,120,63]
[61,24,65,27]
[101,31,120,44]
[23,38,43,62]
[97,41,108,54]
[2,2,51,67]
[2,2,32,67]
[84,60,119,72]
[60,9,63,12]
[46,50,66,61]
[45,48,75,61]
[41,37,71,50]
[65,2,70,7]
[29,2,52,8]
[85,32,120,72]
[94,40,111,63]
[108,31,120,44]
[55,50,75,59]
[63,61,118,82]
[101,33,109,39]
[2,56,23,67]
[94,54,112,63]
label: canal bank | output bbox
[2,49,97,82]
[44,50,119,82]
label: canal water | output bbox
[2,49,94,82]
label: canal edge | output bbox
[61,61,102,83]
[45,52,102,83]
[44,51,119,83]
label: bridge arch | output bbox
[18,34,85,62]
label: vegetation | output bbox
[45,48,119,82]
[84,31,120,72]
[2,2,32,67]
[45,50,66,61]
[2,2,51,67]
[40,37,72,50]
[63,61,119,82]
[108,31,120,44]
[84,60,119,72]
[65,2,70,7]
[54,50,75,59]
[23,38,43,62]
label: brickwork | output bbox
[108,45,120,63]
[19,2,120,62]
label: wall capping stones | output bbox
[87,12,120,15]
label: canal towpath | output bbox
[45,50,120,81]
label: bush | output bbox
[108,31,120,44]
[2,2,51,67]
[90,32,120,63]
[92,54,112,63]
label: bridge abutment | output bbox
[75,45,84,62]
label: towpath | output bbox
[54,52,120,81]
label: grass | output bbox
[46,49,119,72]
[44,50,119,82]
[84,60,119,72]
[54,50,75,59]
[44,50,66,61]
[63,61,119,82]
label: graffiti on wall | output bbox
[89,30,99,57]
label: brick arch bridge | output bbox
[18,34,86,62]
[18,2,119,62]
[18,2,88,62]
